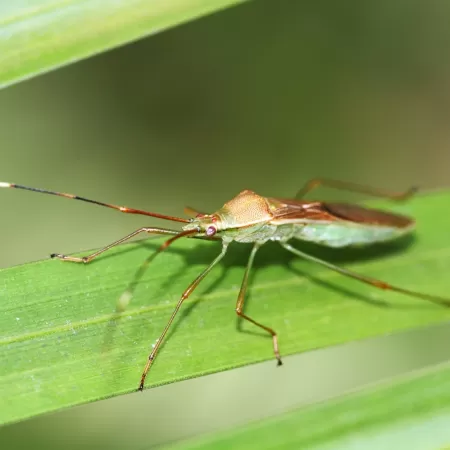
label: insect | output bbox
[2,178,449,391]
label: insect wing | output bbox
[268,197,414,229]
[268,198,336,224]
[323,203,414,229]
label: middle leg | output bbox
[235,243,282,365]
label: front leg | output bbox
[51,227,180,263]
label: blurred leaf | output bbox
[1,191,450,425]
[166,362,450,449]
[0,0,250,89]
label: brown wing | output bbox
[323,202,414,229]
[268,198,339,222]
[268,197,413,229]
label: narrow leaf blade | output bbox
[166,362,450,449]
[1,191,450,424]
[0,0,250,89]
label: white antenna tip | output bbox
[0,182,11,188]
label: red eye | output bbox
[206,226,217,236]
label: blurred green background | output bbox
[1,0,450,448]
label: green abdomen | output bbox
[294,222,413,248]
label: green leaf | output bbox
[166,362,450,449]
[0,0,250,89]
[1,190,450,425]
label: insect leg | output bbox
[280,241,450,307]
[235,243,282,365]
[116,229,209,310]
[51,227,184,263]
[138,242,229,391]
[295,178,417,201]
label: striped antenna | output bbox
[0,181,190,223]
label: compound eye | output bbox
[206,225,217,237]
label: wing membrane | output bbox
[268,198,336,224]
[268,197,413,229]
[324,203,413,228]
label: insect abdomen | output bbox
[294,222,413,248]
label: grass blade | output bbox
[1,191,450,424]
[166,362,450,449]
[0,0,250,89]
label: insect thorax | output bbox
[222,222,296,243]
[221,223,273,243]
[219,190,273,227]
